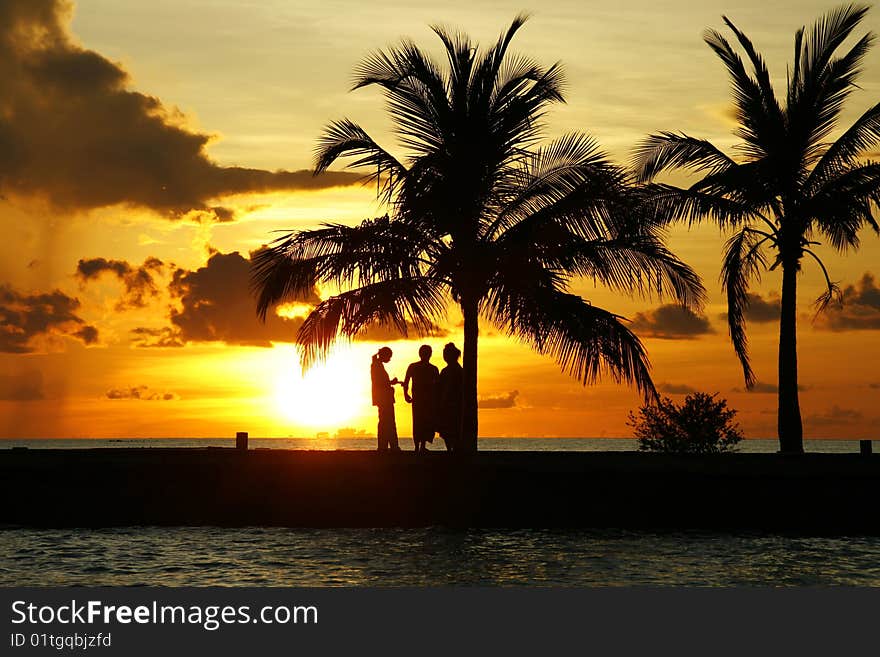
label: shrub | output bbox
[628,392,744,454]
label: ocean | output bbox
[3,438,878,586]
[4,527,880,586]
[0,437,870,453]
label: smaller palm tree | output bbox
[634,4,880,453]
[253,16,706,451]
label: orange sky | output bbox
[1,0,878,439]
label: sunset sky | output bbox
[1,0,878,440]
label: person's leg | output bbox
[388,406,399,450]
[411,408,418,451]
[376,409,383,451]
[377,405,390,451]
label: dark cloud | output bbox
[76,256,164,309]
[129,249,450,348]
[736,382,778,394]
[106,385,178,401]
[0,285,98,352]
[132,250,318,347]
[129,327,185,348]
[0,0,358,219]
[657,382,696,395]
[0,370,44,400]
[73,325,99,344]
[168,250,320,346]
[869,383,880,390]
[479,390,519,409]
[630,304,713,339]
[806,405,864,428]
[727,292,780,324]
[732,382,809,393]
[817,272,880,331]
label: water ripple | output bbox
[2,527,880,586]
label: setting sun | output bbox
[273,347,366,430]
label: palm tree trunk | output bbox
[777,261,804,454]
[460,297,479,452]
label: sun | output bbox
[273,347,366,430]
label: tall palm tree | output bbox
[634,4,880,454]
[253,15,705,451]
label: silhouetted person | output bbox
[437,342,463,452]
[371,346,400,451]
[403,345,440,453]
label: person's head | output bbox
[418,344,432,362]
[442,342,461,364]
[377,346,393,363]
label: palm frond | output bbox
[808,101,880,189]
[688,160,778,210]
[722,15,784,125]
[639,183,762,228]
[490,133,625,239]
[804,32,874,155]
[352,41,451,155]
[632,132,736,183]
[703,27,782,159]
[297,277,448,370]
[806,162,880,249]
[250,217,433,320]
[564,232,707,312]
[720,228,770,387]
[314,119,407,202]
[489,60,566,154]
[804,248,843,318]
[789,5,873,157]
[799,4,870,82]
[250,243,321,321]
[484,281,656,399]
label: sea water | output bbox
[3,527,880,586]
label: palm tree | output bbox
[634,4,880,454]
[253,15,705,451]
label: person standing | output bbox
[371,347,400,451]
[403,345,440,453]
[437,342,463,452]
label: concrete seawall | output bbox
[2,449,878,533]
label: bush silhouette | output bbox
[629,392,743,454]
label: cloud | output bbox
[870,383,880,390]
[0,285,98,352]
[76,256,164,309]
[817,272,880,331]
[719,292,780,324]
[129,327,185,348]
[731,382,810,394]
[0,370,44,400]
[737,382,778,394]
[129,248,451,348]
[133,249,318,347]
[629,304,713,339]
[0,0,358,218]
[106,385,178,401]
[479,390,520,409]
[657,382,696,395]
[806,405,864,428]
